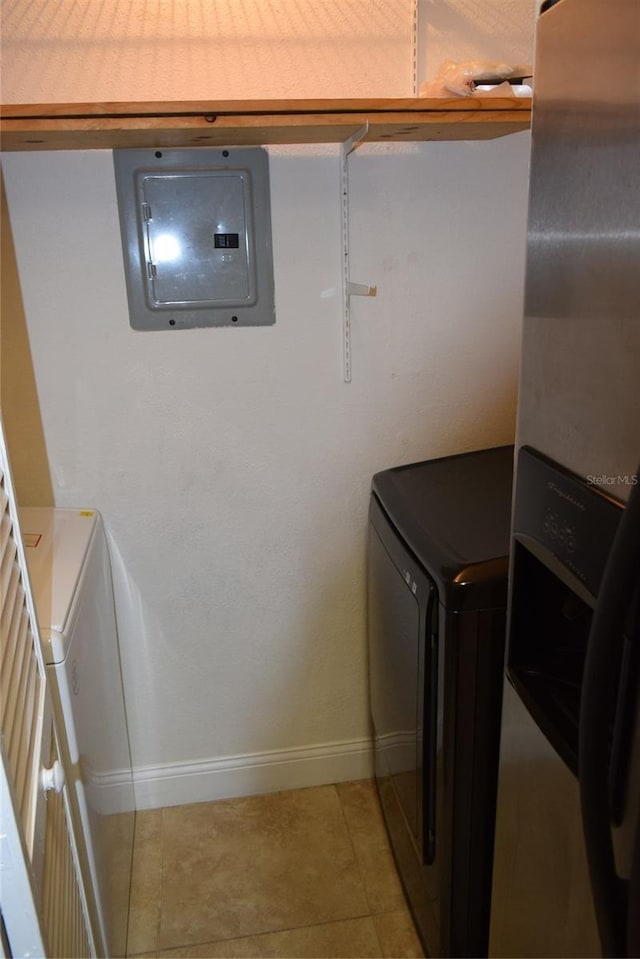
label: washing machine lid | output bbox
[371,445,514,610]
[19,507,97,664]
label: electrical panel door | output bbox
[114,148,274,330]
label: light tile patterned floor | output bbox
[127,780,424,959]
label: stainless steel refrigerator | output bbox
[489,0,640,956]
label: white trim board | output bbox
[131,737,375,810]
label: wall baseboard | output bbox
[131,737,375,810]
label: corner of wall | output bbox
[1,171,54,507]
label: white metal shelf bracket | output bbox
[341,122,376,383]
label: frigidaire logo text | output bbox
[547,481,586,511]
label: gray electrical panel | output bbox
[113,147,274,330]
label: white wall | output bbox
[1,1,534,807]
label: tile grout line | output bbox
[335,782,423,957]
[151,783,406,958]
[126,808,165,958]
[335,783,379,920]
[334,782,385,957]
[154,784,376,957]
[155,911,380,957]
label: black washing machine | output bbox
[368,445,513,957]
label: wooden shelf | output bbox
[0,97,531,151]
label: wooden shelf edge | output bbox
[1,96,532,119]
[0,98,532,151]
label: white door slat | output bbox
[0,528,17,609]
[0,562,21,652]
[0,420,94,957]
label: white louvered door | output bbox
[0,417,94,958]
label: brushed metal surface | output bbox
[489,683,601,958]
[491,1,640,955]
[516,0,640,502]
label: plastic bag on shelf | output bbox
[419,60,529,97]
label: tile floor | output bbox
[127,779,425,959]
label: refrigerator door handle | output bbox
[579,468,640,959]
[608,586,640,826]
